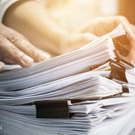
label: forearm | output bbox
[3,0,70,55]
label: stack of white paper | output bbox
[0,72,122,105]
[91,94,135,135]
[0,24,135,135]
[0,94,135,135]
[0,24,126,91]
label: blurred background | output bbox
[38,0,135,31]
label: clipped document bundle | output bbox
[1,94,135,135]
[0,24,135,135]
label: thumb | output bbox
[61,33,98,54]
[81,33,98,42]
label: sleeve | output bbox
[0,0,19,23]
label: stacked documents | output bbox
[0,72,122,105]
[0,24,135,135]
[0,24,129,90]
[1,94,135,135]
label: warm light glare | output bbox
[39,0,118,31]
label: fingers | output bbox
[2,26,50,62]
[0,35,34,67]
[0,23,50,64]
[115,16,135,43]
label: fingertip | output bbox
[0,63,3,71]
[39,52,51,61]
[20,55,34,67]
[36,51,51,62]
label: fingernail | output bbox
[39,53,51,61]
[0,65,2,71]
[22,55,34,65]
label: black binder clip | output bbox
[113,35,134,69]
[110,60,127,82]
[110,60,129,92]
[35,100,69,119]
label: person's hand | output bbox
[2,0,98,56]
[78,16,135,62]
[0,23,50,70]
